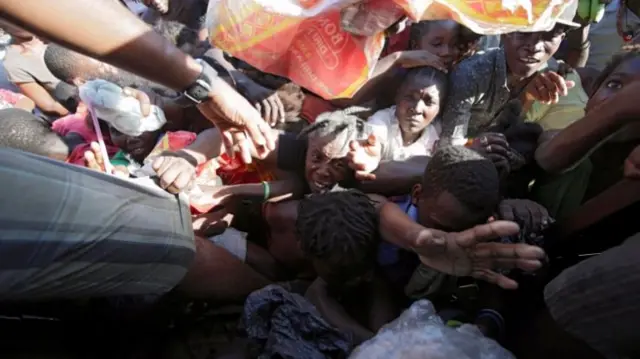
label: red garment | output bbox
[380,27,411,57]
[52,112,99,143]
[300,93,338,124]
[216,153,275,186]
[53,112,119,166]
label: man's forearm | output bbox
[0,0,201,91]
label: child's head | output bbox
[412,146,500,232]
[298,110,369,193]
[0,108,69,160]
[588,45,640,113]
[395,67,447,138]
[296,189,379,289]
[152,18,201,55]
[410,20,461,68]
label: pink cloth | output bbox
[53,112,118,167]
[0,89,26,105]
[52,113,98,143]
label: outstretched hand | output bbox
[197,77,276,165]
[412,220,545,289]
[347,134,382,181]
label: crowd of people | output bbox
[0,0,639,358]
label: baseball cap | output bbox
[555,0,581,28]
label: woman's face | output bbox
[415,20,460,68]
[587,57,640,113]
[304,135,352,193]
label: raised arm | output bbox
[535,81,640,173]
[0,0,274,159]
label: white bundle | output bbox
[79,79,167,137]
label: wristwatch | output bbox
[175,58,219,107]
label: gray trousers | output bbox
[0,149,195,301]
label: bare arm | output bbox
[0,0,201,91]
[564,24,590,68]
[535,93,634,173]
[180,127,280,166]
[358,156,428,196]
[16,82,69,116]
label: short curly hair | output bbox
[422,146,500,222]
[296,189,379,277]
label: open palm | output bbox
[413,220,545,289]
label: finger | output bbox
[90,142,105,170]
[537,75,555,103]
[173,170,195,193]
[152,156,166,171]
[493,258,543,271]
[546,72,568,96]
[233,131,252,164]
[84,151,101,171]
[498,202,515,222]
[349,140,361,152]
[355,172,377,181]
[367,133,377,147]
[471,269,519,290]
[454,220,521,247]
[472,242,546,260]
[485,144,510,157]
[124,87,151,116]
[482,133,509,148]
[245,120,275,157]
[262,100,274,126]
[348,157,367,171]
[220,129,236,158]
[274,96,286,124]
[159,168,180,191]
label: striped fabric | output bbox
[0,149,195,300]
[544,232,640,359]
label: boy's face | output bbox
[412,186,486,232]
[312,258,372,292]
[502,25,566,79]
[305,135,352,193]
[395,79,442,138]
[587,57,640,113]
[414,20,460,68]
[108,126,159,163]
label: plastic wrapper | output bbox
[349,300,515,359]
[206,0,575,99]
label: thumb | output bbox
[565,80,576,89]
[152,156,165,171]
[367,134,377,147]
[349,139,360,152]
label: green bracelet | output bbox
[262,181,270,201]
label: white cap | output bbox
[555,0,581,28]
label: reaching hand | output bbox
[412,220,545,289]
[526,71,575,105]
[466,133,512,177]
[122,87,151,116]
[152,151,197,194]
[347,134,382,181]
[240,83,285,127]
[397,50,448,72]
[196,77,276,165]
[497,199,553,237]
[84,142,129,178]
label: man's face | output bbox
[503,24,567,79]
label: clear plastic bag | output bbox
[349,300,516,359]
